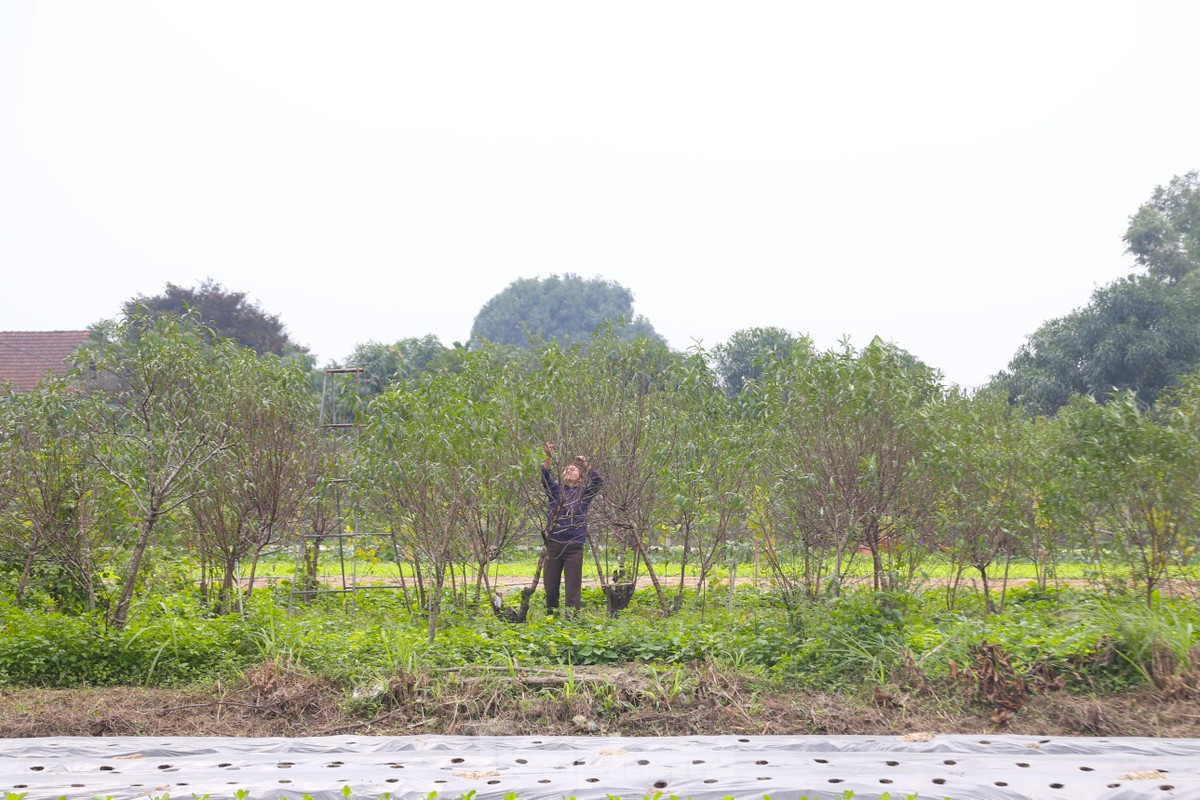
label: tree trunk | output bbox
[427,563,446,644]
[112,510,159,629]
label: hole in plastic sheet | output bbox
[100,766,115,772]
[1039,739,1050,744]
[278,779,292,785]
[1160,786,1175,791]
[435,780,447,785]
[886,761,900,766]
[756,760,768,765]
[573,759,586,766]
[979,740,991,744]
[532,741,543,744]
[1017,762,1030,767]
[693,759,706,764]
[995,782,1007,787]
[218,763,232,768]
[653,781,668,789]
[276,762,293,769]
[880,779,893,784]
[815,758,829,764]
[637,759,650,766]
[325,762,343,768]
[70,784,85,788]
[1108,785,1121,789]
[1080,766,1094,771]
[488,780,501,785]
[829,778,844,783]
[157,765,172,770]
[757,776,770,781]
[538,780,551,784]
[451,758,465,764]
[587,778,599,783]
[704,779,718,784]
[943,759,957,765]
[516,759,527,764]
[387,779,399,784]
[12,786,26,790]
[933,778,946,785]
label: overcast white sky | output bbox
[3,2,1198,388]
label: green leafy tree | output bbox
[125,279,307,357]
[1124,170,1200,285]
[713,327,807,394]
[1056,391,1198,605]
[925,392,1040,612]
[358,372,477,642]
[0,380,125,611]
[76,312,245,628]
[342,335,469,397]
[659,348,756,609]
[471,274,662,348]
[343,341,404,396]
[752,337,942,601]
[995,275,1200,414]
[185,353,319,613]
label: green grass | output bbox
[240,550,1200,587]
[3,577,1197,693]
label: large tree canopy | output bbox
[124,279,306,356]
[1124,171,1200,285]
[994,275,1200,414]
[993,171,1200,415]
[713,327,808,394]
[342,335,470,396]
[470,274,662,348]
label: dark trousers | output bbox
[544,540,584,612]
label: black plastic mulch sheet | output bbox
[2,734,1200,800]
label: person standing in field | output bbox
[540,441,603,616]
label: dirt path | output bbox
[4,663,1199,741]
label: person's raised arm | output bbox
[541,442,559,495]
[578,455,603,499]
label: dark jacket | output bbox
[541,465,603,544]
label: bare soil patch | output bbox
[4,662,1199,741]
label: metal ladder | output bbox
[288,367,371,611]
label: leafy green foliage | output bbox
[712,327,808,394]
[5,582,1194,700]
[995,275,1200,414]
[124,278,307,357]
[1124,170,1200,285]
[995,172,1200,414]
[750,337,943,599]
[75,312,254,629]
[341,335,469,397]
[471,274,662,348]
[1054,391,1198,604]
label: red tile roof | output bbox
[0,330,92,390]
